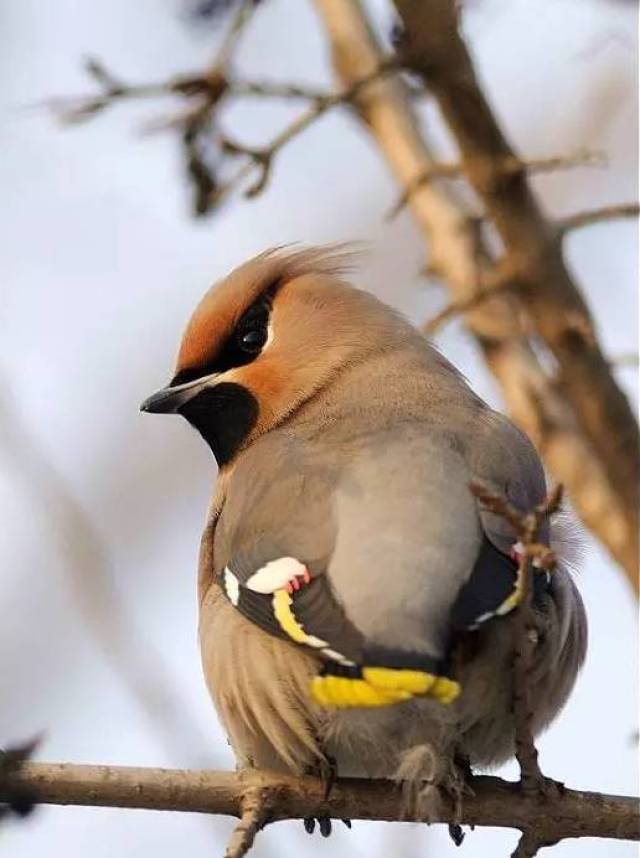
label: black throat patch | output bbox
[178,383,259,466]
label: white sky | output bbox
[0,1,637,856]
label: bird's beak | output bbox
[140,373,217,414]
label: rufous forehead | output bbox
[175,257,282,373]
[176,289,235,373]
[172,247,356,375]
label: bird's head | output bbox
[141,246,406,466]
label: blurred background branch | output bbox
[313,0,639,587]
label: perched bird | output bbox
[141,247,586,813]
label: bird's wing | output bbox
[211,431,460,707]
[449,409,551,632]
[210,414,550,709]
[220,552,367,667]
[218,553,460,708]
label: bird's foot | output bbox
[319,754,338,800]
[452,751,475,788]
[520,772,564,799]
[448,823,465,847]
[301,757,351,836]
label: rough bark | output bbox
[2,763,638,845]
[312,0,639,589]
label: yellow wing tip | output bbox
[431,675,461,704]
[363,667,434,694]
[312,669,461,709]
[311,675,412,708]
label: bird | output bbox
[141,246,587,819]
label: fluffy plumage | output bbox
[142,246,587,807]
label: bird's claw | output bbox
[302,816,333,837]
[448,823,465,847]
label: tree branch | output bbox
[512,829,546,858]
[388,149,605,220]
[558,201,640,235]
[47,51,399,214]
[391,0,639,578]
[422,273,514,335]
[224,783,270,858]
[470,483,563,798]
[1,762,638,849]
[212,56,399,202]
[214,0,258,69]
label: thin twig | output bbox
[45,61,227,126]
[512,829,544,858]
[47,68,335,126]
[470,483,563,791]
[48,50,399,213]
[45,5,258,214]
[387,149,605,220]
[558,201,640,235]
[228,79,329,100]
[225,786,270,858]
[422,273,514,335]
[214,0,259,70]
[211,56,399,203]
[48,1,259,126]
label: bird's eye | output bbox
[238,327,267,353]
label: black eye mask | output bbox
[171,288,277,465]
[171,290,274,388]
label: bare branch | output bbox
[225,785,270,858]
[470,484,562,792]
[512,829,544,858]
[391,0,639,581]
[422,273,514,335]
[388,149,605,220]
[45,57,227,126]
[45,2,259,213]
[215,0,259,69]
[1,762,638,847]
[47,48,398,215]
[228,79,330,100]
[486,339,635,581]
[558,201,640,235]
[210,57,399,203]
[312,0,637,588]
